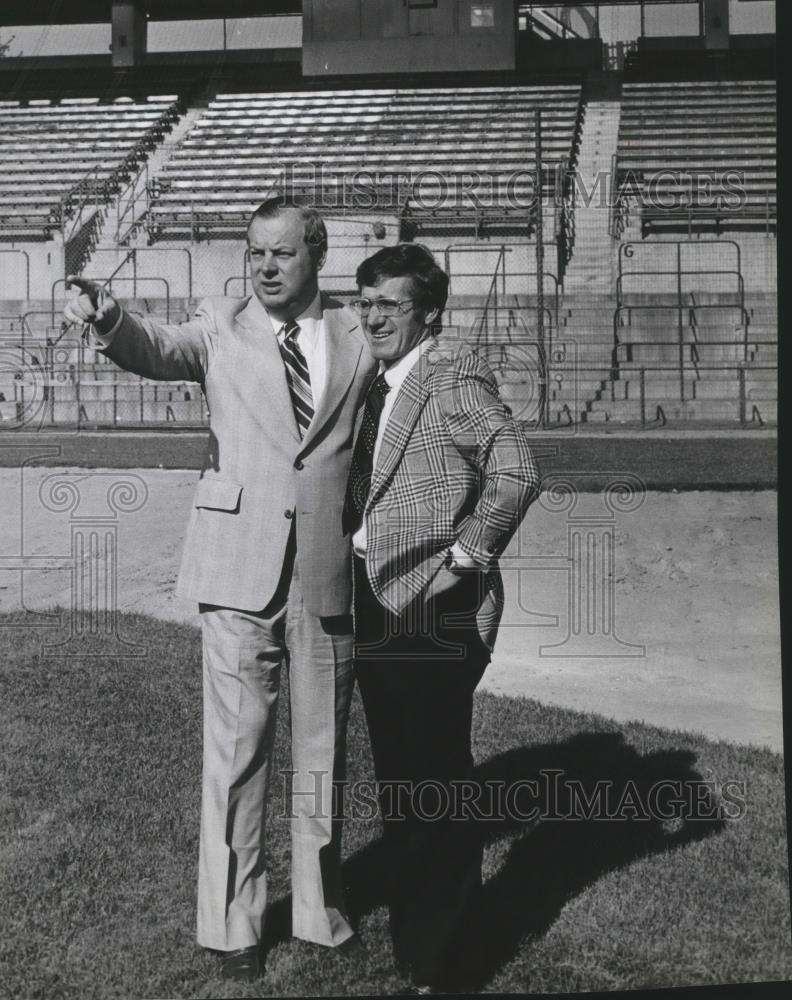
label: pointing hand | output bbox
[64,275,120,334]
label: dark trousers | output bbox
[354,557,489,989]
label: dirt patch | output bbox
[0,468,781,751]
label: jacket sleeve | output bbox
[93,298,218,383]
[437,352,540,567]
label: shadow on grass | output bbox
[263,729,725,985]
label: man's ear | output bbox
[315,249,327,272]
[424,307,439,326]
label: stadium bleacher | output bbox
[0,70,777,431]
[0,96,181,242]
[146,85,584,239]
[612,80,776,237]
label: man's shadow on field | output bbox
[264,730,726,983]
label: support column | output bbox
[112,1,148,68]
[703,0,730,49]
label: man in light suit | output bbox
[64,198,376,981]
[346,244,540,994]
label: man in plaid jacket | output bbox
[347,243,540,994]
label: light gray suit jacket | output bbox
[100,294,376,615]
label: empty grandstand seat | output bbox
[0,96,181,241]
[146,85,584,240]
[613,81,776,236]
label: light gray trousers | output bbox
[196,558,355,951]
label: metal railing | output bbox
[609,154,633,240]
[545,362,775,428]
[614,299,749,402]
[3,340,773,431]
[4,380,207,430]
[444,242,560,332]
[115,161,151,245]
[615,240,749,399]
[641,203,777,238]
[87,246,194,300]
[613,338,776,366]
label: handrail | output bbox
[545,361,775,427]
[444,243,513,280]
[56,161,106,244]
[524,9,584,41]
[54,99,180,252]
[613,301,751,399]
[616,239,749,385]
[619,239,743,282]
[89,246,194,299]
[16,359,774,429]
[609,153,634,240]
[443,242,561,333]
[473,246,508,350]
[115,161,149,245]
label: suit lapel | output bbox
[299,302,365,452]
[368,357,432,507]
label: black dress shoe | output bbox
[219,945,263,982]
[335,933,368,960]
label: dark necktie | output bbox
[346,373,390,530]
[278,319,313,438]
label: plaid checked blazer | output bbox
[99,295,376,615]
[361,342,540,651]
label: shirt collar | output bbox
[248,291,323,341]
[380,337,432,392]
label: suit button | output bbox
[284,509,294,519]
[294,460,304,470]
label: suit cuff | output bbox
[451,539,488,570]
[83,307,124,348]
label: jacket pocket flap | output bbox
[194,478,243,512]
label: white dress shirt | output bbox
[248,291,327,409]
[351,341,427,557]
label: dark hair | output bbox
[248,196,328,263]
[356,243,449,320]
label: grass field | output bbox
[0,610,790,999]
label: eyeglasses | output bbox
[349,297,415,317]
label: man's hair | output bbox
[248,196,328,263]
[355,243,449,319]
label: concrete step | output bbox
[583,399,750,423]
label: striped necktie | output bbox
[278,319,314,438]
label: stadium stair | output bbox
[90,104,208,252]
[561,95,622,293]
[580,291,777,426]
